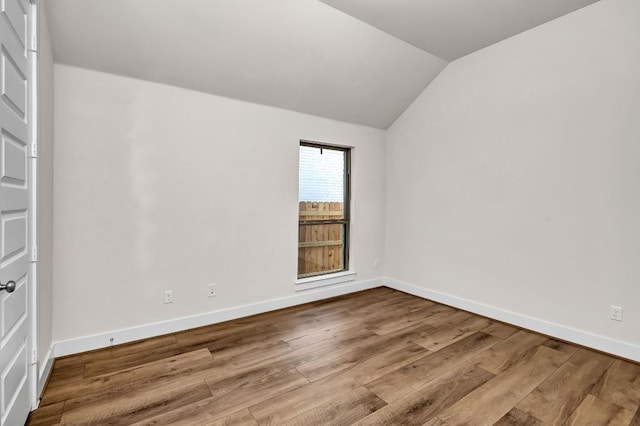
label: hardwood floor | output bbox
[27,288,640,425]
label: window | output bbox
[298,141,350,279]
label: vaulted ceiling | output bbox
[45,0,600,129]
[320,0,600,61]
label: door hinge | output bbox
[30,142,37,158]
[31,349,38,364]
[29,2,38,52]
[30,34,37,52]
[31,245,38,262]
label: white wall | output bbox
[385,0,640,350]
[37,2,54,376]
[53,65,385,343]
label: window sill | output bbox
[295,271,357,292]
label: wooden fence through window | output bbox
[298,201,344,276]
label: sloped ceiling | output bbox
[45,0,600,129]
[44,0,447,129]
[320,0,601,61]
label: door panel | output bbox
[2,214,27,259]
[3,341,27,409]
[2,135,27,183]
[2,0,27,48]
[2,275,26,336]
[2,56,27,118]
[0,0,31,424]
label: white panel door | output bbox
[0,0,33,425]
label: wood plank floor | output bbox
[28,288,640,425]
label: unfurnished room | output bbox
[1,0,639,425]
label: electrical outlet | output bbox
[164,290,174,304]
[208,284,216,298]
[610,305,622,322]
[374,259,380,269]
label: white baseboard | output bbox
[383,278,640,362]
[53,278,382,358]
[37,347,54,399]
[50,276,640,363]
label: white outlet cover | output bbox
[610,305,622,321]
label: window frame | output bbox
[298,140,351,279]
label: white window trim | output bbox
[295,271,357,292]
